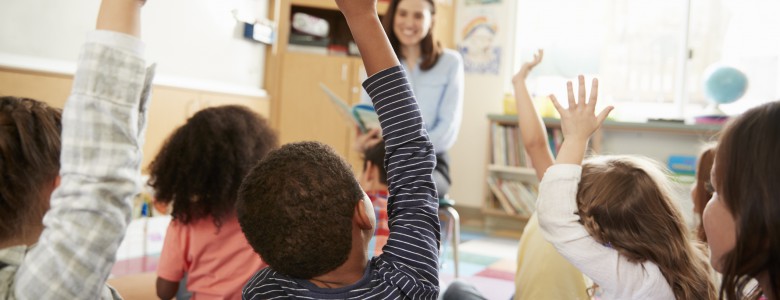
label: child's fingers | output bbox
[577,75,586,107]
[588,78,599,111]
[596,106,614,126]
[566,81,576,109]
[549,94,565,114]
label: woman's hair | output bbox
[713,101,780,300]
[0,96,61,242]
[693,144,716,243]
[382,0,443,71]
[148,105,277,228]
[578,155,716,300]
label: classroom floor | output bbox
[108,229,521,300]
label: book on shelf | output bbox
[486,176,517,215]
[486,175,539,217]
[490,122,532,168]
[319,83,379,133]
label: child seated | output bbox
[536,77,716,299]
[0,0,154,298]
[703,101,780,299]
[236,0,441,298]
[510,50,590,300]
[357,134,390,257]
[151,105,276,299]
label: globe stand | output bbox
[699,102,727,117]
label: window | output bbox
[513,0,779,120]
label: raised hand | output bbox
[335,0,378,18]
[550,76,613,165]
[512,49,543,86]
[354,128,382,152]
[550,76,612,142]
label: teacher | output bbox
[359,0,465,197]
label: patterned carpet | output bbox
[440,230,519,300]
[111,217,521,300]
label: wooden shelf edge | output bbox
[482,208,531,221]
[487,165,536,175]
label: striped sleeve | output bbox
[363,66,440,289]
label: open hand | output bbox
[550,76,613,142]
[335,0,378,18]
[354,127,382,152]
[512,49,543,86]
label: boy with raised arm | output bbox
[0,0,154,299]
[236,0,440,298]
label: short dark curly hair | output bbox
[148,105,277,228]
[237,141,364,279]
[0,96,61,242]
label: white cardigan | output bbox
[536,165,675,300]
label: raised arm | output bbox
[512,50,553,180]
[15,0,153,298]
[337,0,440,295]
[537,77,626,289]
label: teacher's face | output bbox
[393,0,433,48]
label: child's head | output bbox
[359,140,387,191]
[148,105,277,227]
[705,101,780,299]
[0,96,62,245]
[237,141,373,279]
[578,155,715,299]
[692,145,716,243]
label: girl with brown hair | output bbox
[704,101,780,300]
[536,76,716,299]
[693,145,716,243]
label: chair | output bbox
[438,197,461,278]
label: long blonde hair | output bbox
[577,156,716,300]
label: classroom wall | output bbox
[0,0,268,90]
[448,0,519,208]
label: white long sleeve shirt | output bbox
[536,164,674,300]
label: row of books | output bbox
[486,176,539,217]
[490,123,528,167]
[490,122,567,166]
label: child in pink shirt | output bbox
[150,106,277,300]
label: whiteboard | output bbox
[0,0,268,91]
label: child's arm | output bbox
[156,278,178,300]
[15,0,153,298]
[336,0,398,76]
[536,78,652,292]
[337,0,440,295]
[512,50,553,180]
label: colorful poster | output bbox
[458,15,501,75]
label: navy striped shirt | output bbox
[242,66,441,299]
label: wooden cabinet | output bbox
[265,0,455,172]
[0,67,270,173]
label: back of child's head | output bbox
[713,101,780,299]
[693,145,716,243]
[363,140,387,185]
[578,155,715,299]
[237,141,365,279]
[148,105,277,228]
[0,96,61,242]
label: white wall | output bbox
[0,0,268,90]
[449,0,518,208]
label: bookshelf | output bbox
[483,114,723,221]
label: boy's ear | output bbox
[354,196,374,230]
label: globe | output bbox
[703,65,748,105]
